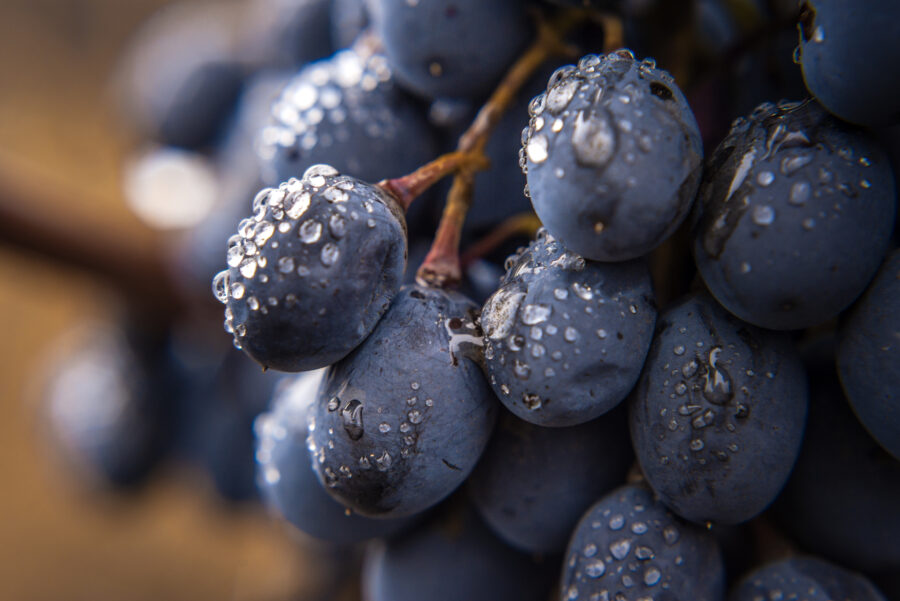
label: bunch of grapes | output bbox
[33,0,900,599]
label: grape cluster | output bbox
[44,0,900,600]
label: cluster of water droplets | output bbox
[706,101,875,261]
[652,330,765,466]
[256,48,398,178]
[213,164,390,348]
[564,493,687,601]
[314,377,443,489]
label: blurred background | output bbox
[0,1,340,599]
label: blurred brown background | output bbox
[0,1,332,599]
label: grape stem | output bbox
[417,10,590,288]
[377,151,488,211]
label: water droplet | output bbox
[643,567,661,586]
[572,282,593,300]
[752,205,775,226]
[583,544,598,557]
[564,327,578,342]
[756,171,774,187]
[531,343,546,358]
[631,522,648,534]
[572,110,615,168]
[508,335,525,352]
[585,559,607,578]
[610,539,631,560]
[663,525,680,544]
[320,242,340,266]
[327,397,339,411]
[299,219,323,243]
[212,271,230,303]
[239,258,258,279]
[483,289,526,340]
[408,409,422,424]
[522,304,552,325]
[378,422,391,433]
[522,393,541,410]
[375,450,392,471]
[526,134,549,164]
[546,78,579,113]
[329,214,347,238]
[609,514,625,530]
[690,438,704,451]
[514,360,531,380]
[635,546,655,560]
[596,329,608,339]
[341,399,364,440]
[780,154,813,175]
[278,257,295,274]
[703,347,733,405]
[682,359,698,377]
[802,217,816,230]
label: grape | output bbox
[213,165,408,372]
[560,484,725,601]
[255,370,415,542]
[481,229,656,426]
[629,292,808,525]
[114,1,245,150]
[774,345,900,575]
[257,47,437,186]
[692,99,896,330]
[469,406,633,553]
[42,323,174,489]
[796,0,900,126]
[729,556,888,601]
[374,0,531,100]
[362,503,557,601]
[837,248,900,460]
[307,285,497,518]
[521,50,703,261]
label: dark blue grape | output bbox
[468,406,633,553]
[180,347,279,502]
[43,323,174,489]
[255,370,414,542]
[797,0,900,126]
[257,48,437,185]
[213,165,407,372]
[307,285,497,518]
[374,0,531,101]
[629,293,808,525]
[837,248,900,461]
[521,50,703,261]
[362,503,556,601]
[561,484,725,601]
[774,346,900,575]
[115,1,245,149]
[729,556,888,601]
[481,230,656,426]
[692,100,896,330]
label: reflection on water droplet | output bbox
[585,559,606,578]
[299,219,323,243]
[526,134,549,164]
[572,110,615,168]
[752,205,775,226]
[341,399,364,440]
[321,243,340,266]
[522,304,552,325]
[610,539,631,560]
